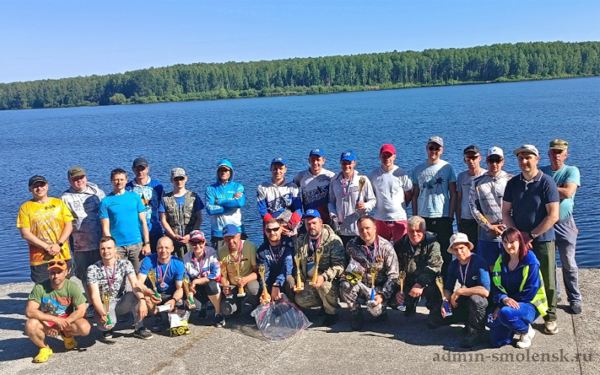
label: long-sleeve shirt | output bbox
[256,237,294,291]
[256,179,303,228]
[205,181,245,238]
[492,252,542,305]
[183,246,221,282]
[328,171,376,236]
[469,171,513,242]
[394,233,442,288]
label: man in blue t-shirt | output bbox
[541,139,582,314]
[502,144,560,335]
[137,236,185,333]
[100,169,150,272]
[443,233,490,348]
[126,157,164,253]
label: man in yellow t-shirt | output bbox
[218,224,259,315]
[17,175,74,283]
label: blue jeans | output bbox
[487,302,538,348]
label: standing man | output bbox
[257,158,303,236]
[456,145,486,252]
[160,167,204,260]
[293,210,345,326]
[369,144,413,243]
[341,216,399,331]
[100,169,151,272]
[126,157,164,253]
[541,139,582,314]
[205,159,246,249]
[329,151,376,246]
[25,259,90,363]
[18,175,74,283]
[469,147,513,271]
[61,166,106,317]
[256,219,295,302]
[411,136,457,278]
[502,144,560,334]
[293,149,336,224]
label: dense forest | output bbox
[0,41,598,110]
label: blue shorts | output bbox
[477,240,503,268]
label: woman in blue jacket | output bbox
[488,228,548,348]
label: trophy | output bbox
[309,247,324,286]
[397,270,406,311]
[294,253,304,291]
[147,269,161,298]
[356,176,367,204]
[368,263,379,302]
[182,275,196,309]
[101,289,114,329]
[258,264,271,304]
[234,261,246,297]
[435,276,452,317]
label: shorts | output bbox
[30,259,74,284]
[478,240,503,268]
[46,313,69,328]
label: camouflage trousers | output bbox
[339,280,387,317]
[295,279,340,315]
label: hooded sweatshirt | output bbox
[205,159,245,238]
[492,251,542,305]
[61,182,106,252]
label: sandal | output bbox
[33,347,53,363]
[63,336,78,350]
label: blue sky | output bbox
[1,0,598,83]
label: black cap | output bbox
[463,145,480,155]
[29,175,48,187]
[132,157,149,168]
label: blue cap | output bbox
[222,224,240,237]
[304,209,321,219]
[340,150,356,162]
[271,157,287,166]
[309,149,325,157]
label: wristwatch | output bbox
[57,242,64,248]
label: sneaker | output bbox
[63,336,78,350]
[322,313,339,327]
[570,303,582,315]
[152,316,164,332]
[544,320,559,335]
[86,305,95,319]
[133,327,153,339]
[214,313,226,328]
[517,324,536,349]
[351,311,364,331]
[460,327,481,348]
[198,308,208,319]
[102,329,114,340]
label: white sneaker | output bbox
[544,321,559,335]
[516,324,536,349]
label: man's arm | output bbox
[87,282,105,316]
[557,182,578,199]
[101,218,111,237]
[193,211,203,230]
[59,221,73,246]
[456,191,463,222]
[411,184,420,216]
[161,212,178,239]
[138,212,151,255]
[530,202,560,238]
[19,227,52,251]
[501,201,516,229]
[452,285,490,298]
[448,181,457,220]
[25,300,60,323]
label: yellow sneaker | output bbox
[33,347,53,363]
[63,336,78,350]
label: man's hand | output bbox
[502,297,520,309]
[142,244,151,256]
[356,201,365,210]
[165,299,176,312]
[409,283,424,298]
[395,291,405,304]
[492,306,501,320]
[100,313,108,324]
[185,298,196,309]
[47,327,60,338]
[272,286,282,301]
[281,226,291,236]
[233,192,243,199]
[138,300,148,320]
[180,235,190,244]
[148,293,162,304]
[450,289,462,307]
[238,276,249,289]
[521,233,534,249]
[314,275,325,289]
[488,224,505,237]
[293,282,304,293]
[372,294,384,306]
[52,316,70,331]
[190,285,197,294]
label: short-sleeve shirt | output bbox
[457,168,487,220]
[503,171,560,242]
[138,254,185,294]
[218,240,257,285]
[87,259,136,300]
[411,160,457,218]
[369,166,413,222]
[126,178,164,236]
[444,253,490,291]
[158,194,205,214]
[540,164,580,221]
[17,197,75,266]
[28,279,87,316]
[99,191,145,247]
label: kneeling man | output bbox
[256,219,295,303]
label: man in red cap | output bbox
[369,144,413,243]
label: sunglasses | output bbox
[174,177,185,181]
[464,156,479,161]
[191,240,206,245]
[266,227,281,233]
[428,146,441,151]
[487,158,503,164]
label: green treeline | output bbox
[1,41,599,110]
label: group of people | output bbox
[18,136,581,363]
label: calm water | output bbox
[1,77,598,284]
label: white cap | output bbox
[513,144,539,157]
[447,232,474,253]
[486,146,504,159]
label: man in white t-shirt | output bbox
[456,145,486,253]
[369,144,413,243]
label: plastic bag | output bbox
[168,309,191,336]
[251,296,312,341]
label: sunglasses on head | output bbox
[487,157,503,164]
[428,146,441,151]
[48,260,66,267]
[266,227,281,233]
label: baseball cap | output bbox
[427,136,444,147]
[189,230,206,243]
[463,145,480,155]
[222,224,240,237]
[549,139,568,151]
[486,147,504,159]
[513,144,539,157]
[68,166,86,179]
[171,167,186,179]
[271,157,287,167]
[309,149,325,157]
[28,175,48,187]
[304,209,321,219]
[340,150,356,162]
[447,232,474,253]
[47,259,68,272]
[132,157,149,168]
[380,144,396,155]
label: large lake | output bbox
[1,77,598,284]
